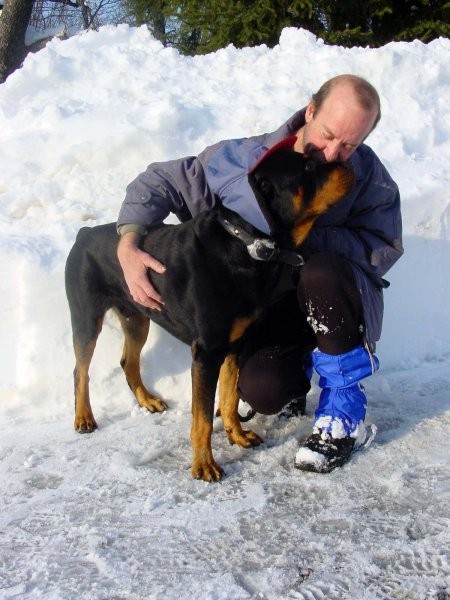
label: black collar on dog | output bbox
[218,216,305,267]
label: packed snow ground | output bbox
[0,25,449,599]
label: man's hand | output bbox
[117,232,166,310]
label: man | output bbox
[116,74,403,473]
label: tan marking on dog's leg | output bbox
[117,312,168,413]
[190,354,223,481]
[219,354,263,448]
[73,317,103,433]
[229,315,258,343]
[215,314,256,418]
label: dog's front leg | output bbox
[219,354,263,448]
[190,344,224,482]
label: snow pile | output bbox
[0,25,449,599]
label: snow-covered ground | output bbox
[0,25,449,599]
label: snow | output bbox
[0,24,449,599]
[294,446,328,469]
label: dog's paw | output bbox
[191,454,224,482]
[138,396,168,413]
[192,464,224,482]
[74,415,98,433]
[226,428,263,448]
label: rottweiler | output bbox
[65,139,354,481]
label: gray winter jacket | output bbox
[117,109,403,346]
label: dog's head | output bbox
[248,146,355,247]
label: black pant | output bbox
[237,252,364,414]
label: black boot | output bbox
[294,430,355,473]
[278,395,307,419]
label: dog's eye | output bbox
[304,160,315,172]
[260,179,274,198]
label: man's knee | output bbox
[299,252,353,293]
[297,252,364,354]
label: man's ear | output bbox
[305,102,315,123]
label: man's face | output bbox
[295,84,378,163]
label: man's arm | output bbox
[116,154,219,308]
[116,161,187,309]
[117,155,220,233]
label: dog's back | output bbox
[66,210,280,351]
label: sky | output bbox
[0,25,449,600]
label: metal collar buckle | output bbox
[219,215,304,267]
[246,238,277,261]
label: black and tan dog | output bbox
[65,141,354,481]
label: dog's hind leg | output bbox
[116,311,168,413]
[73,317,103,433]
[218,354,263,448]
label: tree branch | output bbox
[43,0,79,8]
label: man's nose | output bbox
[324,142,340,162]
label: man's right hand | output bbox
[117,232,166,310]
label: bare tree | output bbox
[0,0,34,83]
[0,0,128,83]
[29,0,117,32]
